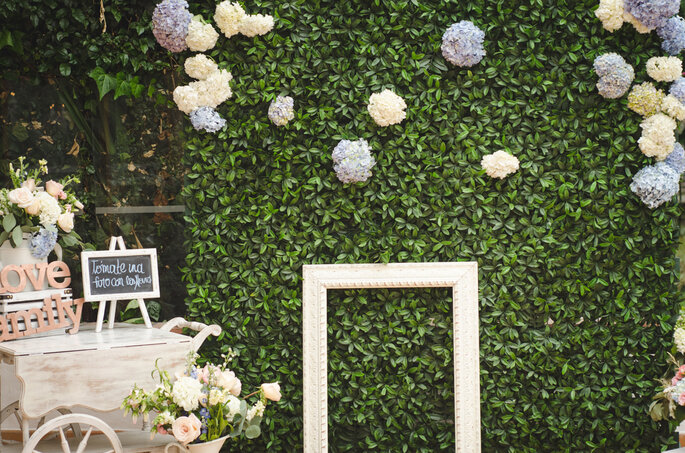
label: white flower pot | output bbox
[165,436,229,453]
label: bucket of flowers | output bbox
[0,157,84,261]
[122,351,281,453]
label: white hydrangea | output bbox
[194,69,233,108]
[239,14,274,37]
[623,10,651,33]
[595,0,624,32]
[675,327,685,354]
[367,89,407,127]
[660,94,685,121]
[646,56,683,82]
[173,85,201,114]
[214,1,246,38]
[171,376,203,411]
[36,192,60,227]
[184,54,218,80]
[226,395,242,417]
[481,150,520,179]
[638,113,677,160]
[186,16,219,52]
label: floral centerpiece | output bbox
[651,309,685,424]
[0,157,83,259]
[122,351,281,448]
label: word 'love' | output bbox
[0,261,71,294]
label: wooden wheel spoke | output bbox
[75,427,93,453]
[59,427,71,453]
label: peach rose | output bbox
[217,370,242,396]
[21,179,36,192]
[25,198,41,216]
[261,382,281,402]
[45,180,64,198]
[171,414,201,445]
[57,212,74,233]
[8,187,34,208]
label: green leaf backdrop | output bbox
[181,0,682,451]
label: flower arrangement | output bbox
[0,158,83,258]
[332,139,376,184]
[367,89,407,126]
[268,96,295,126]
[657,16,685,55]
[651,307,685,423]
[440,21,486,67]
[152,0,192,53]
[593,53,634,98]
[646,56,683,82]
[122,352,281,446]
[481,150,520,179]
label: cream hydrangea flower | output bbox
[675,327,685,354]
[638,113,677,160]
[194,69,233,108]
[238,14,274,37]
[646,56,683,82]
[481,150,520,179]
[595,0,624,32]
[214,1,246,38]
[660,94,685,121]
[184,54,219,80]
[173,85,201,114]
[367,89,407,126]
[35,192,61,227]
[627,82,665,117]
[186,16,219,52]
[171,376,203,412]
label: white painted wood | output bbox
[4,431,179,453]
[302,262,480,453]
[21,413,123,453]
[160,318,222,352]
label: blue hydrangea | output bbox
[624,0,680,30]
[332,139,376,184]
[670,78,685,103]
[28,228,58,259]
[441,21,486,67]
[630,161,680,208]
[665,142,685,174]
[593,53,635,99]
[190,107,226,133]
[657,16,685,55]
[268,96,295,126]
[152,0,192,53]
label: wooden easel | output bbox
[95,236,152,332]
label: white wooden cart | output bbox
[0,318,221,453]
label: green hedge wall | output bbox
[179,0,682,451]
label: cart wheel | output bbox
[22,413,123,453]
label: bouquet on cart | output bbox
[651,305,685,425]
[122,351,281,448]
[0,157,83,258]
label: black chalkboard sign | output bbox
[81,249,160,301]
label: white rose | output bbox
[21,178,36,192]
[8,187,34,208]
[261,382,281,401]
[57,212,74,233]
[216,369,242,396]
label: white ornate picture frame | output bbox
[302,262,480,452]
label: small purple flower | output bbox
[630,161,680,208]
[665,143,685,174]
[332,139,376,184]
[624,0,680,30]
[441,21,486,67]
[199,407,210,419]
[29,228,58,259]
[657,16,685,55]
[152,0,192,53]
[190,107,226,133]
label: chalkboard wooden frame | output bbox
[81,249,160,302]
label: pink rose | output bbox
[57,212,74,233]
[679,365,685,374]
[45,180,64,198]
[157,425,168,435]
[198,365,210,384]
[261,382,282,402]
[25,198,41,216]
[21,179,36,192]
[8,187,34,208]
[679,393,685,406]
[171,414,201,445]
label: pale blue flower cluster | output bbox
[657,16,685,55]
[268,96,295,126]
[152,0,192,53]
[593,53,635,98]
[670,78,685,103]
[190,107,226,133]
[332,139,376,184]
[665,143,685,173]
[624,0,680,30]
[630,161,680,208]
[29,228,58,259]
[441,21,486,67]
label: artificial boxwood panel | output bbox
[181,0,682,451]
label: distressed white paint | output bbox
[302,262,480,453]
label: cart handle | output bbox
[160,317,222,352]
